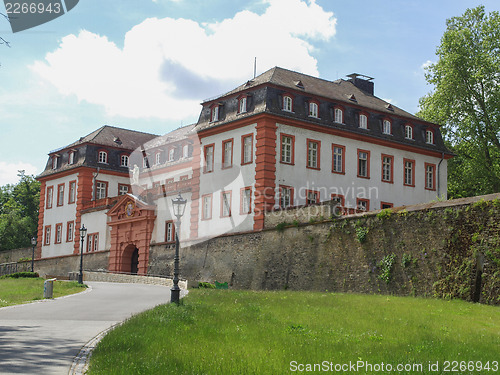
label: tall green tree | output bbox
[418,5,500,198]
[0,171,40,252]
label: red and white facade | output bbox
[36,67,452,274]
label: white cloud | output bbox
[421,60,434,70]
[31,0,336,120]
[0,162,40,186]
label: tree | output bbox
[418,6,500,198]
[0,171,40,251]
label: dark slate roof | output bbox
[63,125,158,151]
[143,124,195,149]
[38,125,158,179]
[194,66,452,156]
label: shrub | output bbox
[198,282,216,289]
[378,254,396,284]
[401,253,412,268]
[0,271,39,279]
[376,209,392,220]
[355,226,368,243]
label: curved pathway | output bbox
[0,282,173,374]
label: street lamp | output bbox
[30,236,36,273]
[171,192,187,304]
[78,225,87,284]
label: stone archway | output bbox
[107,195,156,275]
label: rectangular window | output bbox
[381,154,394,183]
[426,130,434,144]
[96,181,108,200]
[46,186,54,209]
[66,221,74,242]
[405,125,413,140]
[56,183,65,207]
[331,194,345,207]
[55,223,62,244]
[280,134,294,164]
[211,106,219,122]
[204,144,214,173]
[359,114,368,129]
[44,225,51,245]
[357,149,370,178]
[306,190,320,206]
[404,159,415,187]
[202,194,212,220]
[381,202,393,209]
[98,151,107,164]
[118,184,129,195]
[182,145,189,158]
[356,198,370,211]
[239,97,247,113]
[221,191,232,217]
[279,186,294,209]
[283,96,293,112]
[52,156,59,170]
[334,108,343,123]
[309,102,318,118]
[143,156,149,169]
[241,134,253,165]
[240,187,252,214]
[155,152,161,165]
[121,155,129,167]
[68,181,76,204]
[165,221,175,243]
[332,144,345,174]
[307,139,320,169]
[69,151,75,165]
[383,120,392,135]
[168,148,175,162]
[222,139,233,169]
[425,163,436,191]
[87,233,99,252]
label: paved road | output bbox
[0,282,173,375]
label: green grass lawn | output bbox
[0,278,87,307]
[88,290,500,375]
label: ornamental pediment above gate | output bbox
[107,193,156,221]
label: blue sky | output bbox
[0,0,498,185]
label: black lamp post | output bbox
[171,193,187,304]
[30,236,36,273]
[78,225,87,284]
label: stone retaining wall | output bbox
[82,271,187,289]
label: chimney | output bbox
[346,73,374,95]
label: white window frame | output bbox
[280,187,292,208]
[358,151,368,178]
[359,114,368,129]
[221,191,231,217]
[165,221,175,243]
[121,155,129,167]
[405,125,413,140]
[283,96,293,112]
[382,156,392,182]
[96,181,107,200]
[67,222,74,242]
[309,102,318,118]
[242,135,253,164]
[383,120,391,135]
[426,165,435,190]
[404,161,414,186]
[98,151,108,164]
[211,106,219,122]
[239,97,247,113]
[281,136,293,164]
[307,141,318,169]
[182,145,189,158]
[202,194,212,220]
[155,152,161,166]
[118,184,129,195]
[426,130,434,144]
[69,151,75,165]
[223,140,233,168]
[241,188,251,214]
[334,108,343,124]
[333,146,343,173]
[205,145,214,173]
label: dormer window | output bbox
[182,144,189,158]
[168,148,175,162]
[309,102,319,118]
[334,106,343,124]
[382,119,392,135]
[359,114,368,129]
[238,96,247,114]
[121,155,129,167]
[52,155,59,170]
[98,151,108,164]
[425,129,435,144]
[210,105,219,122]
[155,152,161,166]
[405,124,413,140]
[283,95,293,112]
[68,150,75,165]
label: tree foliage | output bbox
[418,6,500,198]
[0,171,40,252]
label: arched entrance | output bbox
[107,195,157,275]
[131,247,139,275]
